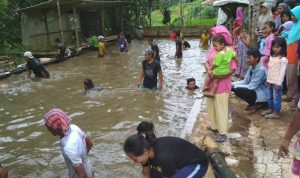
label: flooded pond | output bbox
[0,39,208,177]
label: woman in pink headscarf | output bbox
[233,7,244,46]
[44,108,94,178]
[204,25,237,142]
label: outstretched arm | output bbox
[278,109,300,158]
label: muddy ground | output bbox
[189,94,298,178]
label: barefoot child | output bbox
[203,35,239,97]
[261,38,288,118]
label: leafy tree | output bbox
[200,6,217,18]
[0,0,48,50]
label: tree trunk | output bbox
[148,0,152,27]
[179,0,184,26]
[250,0,259,45]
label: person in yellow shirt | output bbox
[98,35,106,57]
[199,29,211,49]
[180,31,184,41]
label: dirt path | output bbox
[189,94,298,178]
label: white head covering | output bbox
[97,35,105,40]
[258,2,273,30]
[24,51,33,58]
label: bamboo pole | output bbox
[56,0,64,43]
[73,6,80,50]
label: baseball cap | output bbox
[24,51,34,58]
[144,49,153,55]
[246,49,263,57]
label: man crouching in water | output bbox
[44,108,94,178]
[24,51,50,79]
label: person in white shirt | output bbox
[44,108,94,178]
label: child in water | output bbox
[199,29,211,49]
[97,35,106,57]
[83,79,103,94]
[118,32,128,53]
[203,35,239,97]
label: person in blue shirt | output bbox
[118,32,128,53]
[232,49,268,114]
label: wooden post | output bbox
[250,0,259,43]
[42,12,51,50]
[101,9,105,35]
[56,0,64,43]
[73,6,80,50]
[120,7,124,31]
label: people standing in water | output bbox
[44,108,94,178]
[55,38,66,62]
[260,38,288,118]
[124,129,208,178]
[148,39,160,62]
[118,32,128,54]
[24,51,50,79]
[169,31,177,41]
[199,29,211,49]
[203,35,239,98]
[136,49,163,90]
[136,121,163,178]
[98,35,107,57]
[83,78,103,94]
[186,78,199,90]
[175,35,183,58]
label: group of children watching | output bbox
[200,3,300,145]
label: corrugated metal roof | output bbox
[16,0,133,12]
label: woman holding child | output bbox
[204,25,238,143]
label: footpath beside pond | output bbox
[189,94,298,178]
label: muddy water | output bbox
[0,39,208,177]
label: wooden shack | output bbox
[17,0,132,51]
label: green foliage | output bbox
[0,0,48,51]
[200,6,217,18]
[151,0,217,26]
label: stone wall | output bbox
[143,25,213,37]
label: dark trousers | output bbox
[232,87,257,106]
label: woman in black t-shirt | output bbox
[124,129,208,178]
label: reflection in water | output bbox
[0,39,208,177]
